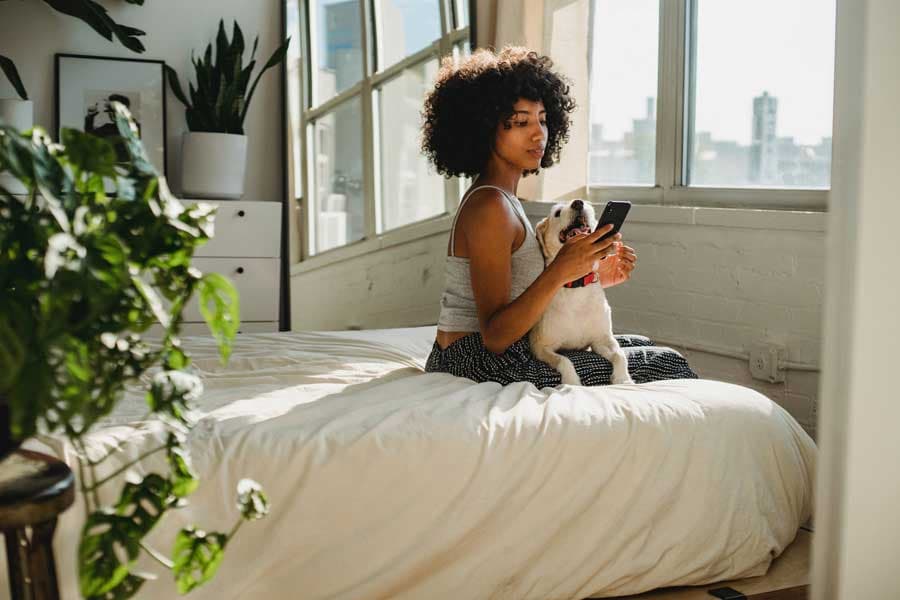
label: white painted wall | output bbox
[812,0,900,598]
[0,0,282,202]
[291,204,825,438]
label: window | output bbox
[589,0,836,203]
[589,0,660,186]
[310,97,364,253]
[375,59,444,232]
[288,0,471,259]
[313,0,364,103]
[373,0,441,70]
[686,0,835,188]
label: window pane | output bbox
[310,97,365,254]
[375,0,441,70]
[314,0,363,103]
[452,39,471,63]
[589,0,659,186]
[453,0,469,29]
[687,0,835,188]
[377,59,444,232]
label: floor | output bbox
[597,529,811,600]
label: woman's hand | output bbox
[597,239,637,288]
[547,224,621,286]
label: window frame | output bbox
[289,0,831,270]
[294,0,470,262]
[586,0,829,211]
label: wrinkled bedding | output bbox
[11,326,816,599]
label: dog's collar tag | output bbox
[563,272,600,288]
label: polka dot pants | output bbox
[425,333,699,387]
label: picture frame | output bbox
[55,53,168,176]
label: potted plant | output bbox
[1,0,148,193]
[1,56,32,195]
[166,20,290,199]
[0,104,268,598]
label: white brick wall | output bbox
[292,233,446,331]
[604,217,825,437]
[291,206,824,439]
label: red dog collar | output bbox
[564,272,600,288]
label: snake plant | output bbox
[166,19,291,135]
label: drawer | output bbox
[186,200,281,258]
[184,257,280,322]
[145,321,278,339]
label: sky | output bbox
[300,0,837,148]
[591,0,837,146]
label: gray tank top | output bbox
[437,184,546,332]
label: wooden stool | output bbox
[0,449,75,600]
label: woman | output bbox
[420,46,697,386]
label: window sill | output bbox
[522,201,826,233]
[290,213,453,275]
[290,202,827,277]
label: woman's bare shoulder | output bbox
[457,188,518,233]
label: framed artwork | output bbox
[55,53,167,176]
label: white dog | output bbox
[530,199,634,386]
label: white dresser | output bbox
[149,199,282,337]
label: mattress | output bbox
[10,326,816,599]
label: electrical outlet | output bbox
[748,343,786,383]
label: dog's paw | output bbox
[611,373,635,385]
[561,372,582,386]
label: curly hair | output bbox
[420,46,577,179]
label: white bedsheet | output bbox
[14,326,816,599]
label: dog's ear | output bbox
[535,217,550,262]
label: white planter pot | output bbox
[0,99,33,195]
[181,132,248,199]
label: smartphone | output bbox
[593,200,631,244]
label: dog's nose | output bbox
[571,200,583,211]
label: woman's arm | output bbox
[461,191,614,354]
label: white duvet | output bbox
[12,326,816,599]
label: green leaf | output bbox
[9,356,53,440]
[197,273,239,364]
[165,65,191,109]
[231,21,245,72]
[164,346,189,371]
[215,19,230,79]
[249,36,259,64]
[0,54,28,100]
[147,370,202,425]
[130,273,170,329]
[166,433,199,498]
[61,128,117,176]
[111,103,157,177]
[172,527,227,594]
[115,473,173,534]
[240,36,291,128]
[42,0,147,53]
[85,573,149,600]
[0,313,25,391]
[78,511,142,597]
[235,479,269,521]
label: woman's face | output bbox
[493,98,548,172]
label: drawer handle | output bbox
[237,210,246,217]
[236,266,245,274]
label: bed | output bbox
[12,326,816,599]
